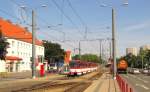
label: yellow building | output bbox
[140,45,150,50]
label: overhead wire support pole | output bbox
[109,39,112,59]
[79,41,81,60]
[112,8,117,79]
[32,10,36,79]
[98,39,102,64]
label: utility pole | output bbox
[32,10,36,79]
[109,40,112,59]
[79,41,81,60]
[99,39,102,64]
[84,27,88,39]
[142,55,143,70]
[112,8,117,79]
[101,41,104,63]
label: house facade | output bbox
[0,18,44,72]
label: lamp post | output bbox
[100,2,128,79]
[97,39,104,64]
[79,41,81,60]
[142,55,144,70]
[112,8,117,79]
[20,5,46,79]
[31,10,36,79]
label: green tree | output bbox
[122,53,137,68]
[118,49,150,69]
[139,49,148,69]
[42,40,65,63]
[142,50,150,68]
[0,31,9,60]
[72,54,80,60]
[81,54,99,63]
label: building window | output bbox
[20,43,22,47]
[39,47,40,51]
[12,41,15,47]
[17,42,19,47]
[24,43,25,48]
[12,51,14,54]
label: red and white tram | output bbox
[68,60,98,76]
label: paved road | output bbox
[120,73,150,92]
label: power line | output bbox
[66,0,89,39]
[9,0,32,25]
[66,0,86,27]
[10,0,21,7]
[50,0,84,37]
[60,0,65,26]
[9,0,67,41]
[10,0,76,42]
[0,8,20,22]
[38,30,76,48]
[8,0,80,49]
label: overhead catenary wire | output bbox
[39,30,76,48]
[9,0,33,26]
[66,0,89,39]
[10,0,75,48]
[9,0,64,38]
[0,8,20,22]
[10,0,77,42]
[8,0,77,50]
[50,0,84,38]
[60,0,64,26]
[66,0,86,27]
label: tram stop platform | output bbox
[84,72,120,92]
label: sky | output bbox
[0,0,150,58]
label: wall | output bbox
[6,38,44,71]
[0,60,6,72]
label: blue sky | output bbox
[0,0,150,57]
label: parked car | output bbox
[141,69,149,74]
[133,69,140,74]
[147,69,150,76]
[129,68,140,74]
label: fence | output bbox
[116,74,133,92]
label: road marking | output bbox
[128,74,136,78]
[124,75,129,78]
[142,80,148,83]
[142,85,149,90]
[128,74,149,83]
[136,84,149,90]
[137,78,149,83]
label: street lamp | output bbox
[100,5,117,78]
[112,8,117,79]
[100,2,128,79]
[20,5,47,79]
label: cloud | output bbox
[123,20,150,31]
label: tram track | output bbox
[11,71,102,92]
